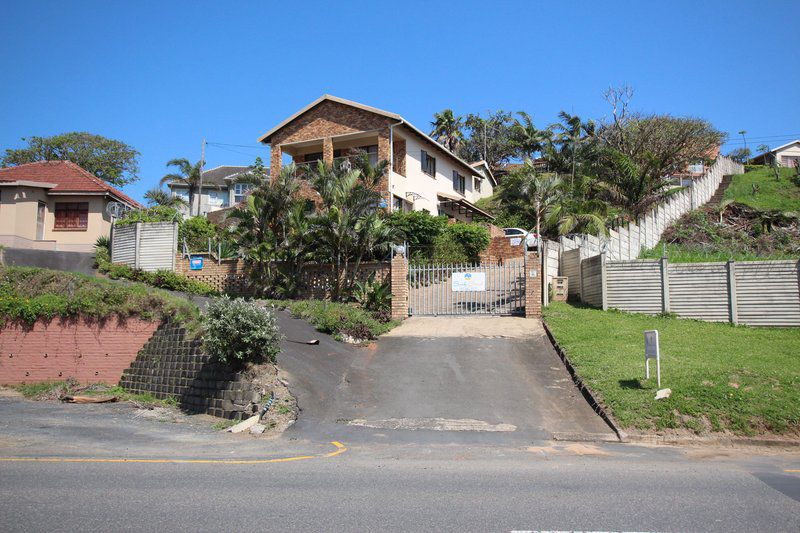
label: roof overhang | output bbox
[437,192,494,220]
[0,180,57,189]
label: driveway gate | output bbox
[408,260,526,316]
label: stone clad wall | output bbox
[0,317,159,385]
[119,320,266,419]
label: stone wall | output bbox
[119,320,266,420]
[390,254,409,320]
[525,251,542,318]
[0,317,159,385]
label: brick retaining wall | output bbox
[480,236,526,265]
[0,317,159,385]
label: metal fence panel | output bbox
[408,261,525,316]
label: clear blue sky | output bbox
[2,0,798,202]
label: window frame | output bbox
[233,182,252,204]
[421,150,436,177]
[452,171,466,195]
[53,202,89,231]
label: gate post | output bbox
[525,251,542,318]
[390,252,409,320]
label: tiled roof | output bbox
[0,161,141,207]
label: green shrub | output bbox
[430,222,491,264]
[100,262,218,296]
[352,272,392,321]
[115,205,180,226]
[432,231,469,263]
[0,267,199,327]
[180,216,218,252]
[203,297,282,365]
[386,211,448,248]
[268,299,397,340]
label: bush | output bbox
[352,272,392,320]
[115,205,180,226]
[180,216,218,252]
[203,297,282,365]
[268,299,397,340]
[101,262,218,296]
[0,266,199,327]
[386,211,448,248]
[431,222,491,264]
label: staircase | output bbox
[707,174,733,207]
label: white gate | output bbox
[408,260,525,316]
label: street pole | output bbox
[198,138,206,217]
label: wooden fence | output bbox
[570,255,800,326]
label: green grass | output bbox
[266,299,399,340]
[543,302,800,436]
[0,266,200,328]
[724,166,800,211]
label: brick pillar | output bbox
[390,252,408,320]
[525,252,542,318]
[378,128,391,208]
[323,137,334,165]
[270,144,282,180]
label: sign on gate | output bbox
[452,272,486,291]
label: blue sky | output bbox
[2,0,798,202]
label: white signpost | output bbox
[644,330,661,387]
[452,272,486,292]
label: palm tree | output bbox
[596,149,673,220]
[500,158,563,239]
[310,156,398,300]
[512,112,551,161]
[159,158,204,216]
[551,111,596,190]
[143,187,188,209]
[430,109,464,153]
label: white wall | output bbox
[392,134,493,218]
[775,143,800,167]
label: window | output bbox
[452,171,465,195]
[233,183,252,204]
[359,145,379,166]
[304,152,323,163]
[474,177,482,193]
[421,150,436,177]
[393,195,406,212]
[781,155,800,168]
[54,202,89,230]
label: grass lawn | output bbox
[543,302,800,436]
[724,166,800,211]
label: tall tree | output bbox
[550,111,597,189]
[2,132,140,187]
[498,159,564,238]
[511,112,551,161]
[459,110,518,173]
[159,158,205,216]
[430,109,464,153]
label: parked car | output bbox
[503,227,539,250]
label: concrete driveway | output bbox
[277,313,614,443]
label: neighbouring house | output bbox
[750,140,800,168]
[167,165,254,217]
[258,95,496,221]
[0,161,140,252]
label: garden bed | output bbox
[265,299,399,342]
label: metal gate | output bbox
[408,260,526,316]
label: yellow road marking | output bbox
[785,469,800,473]
[0,441,347,465]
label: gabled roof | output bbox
[200,165,252,187]
[762,139,800,154]
[0,161,141,208]
[257,94,486,180]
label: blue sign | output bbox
[189,256,204,270]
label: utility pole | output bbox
[483,120,488,163]
[198,138,206,217]
[738,130,747,162]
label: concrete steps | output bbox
[707,174,733,207]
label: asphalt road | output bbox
[1,315,798,531]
